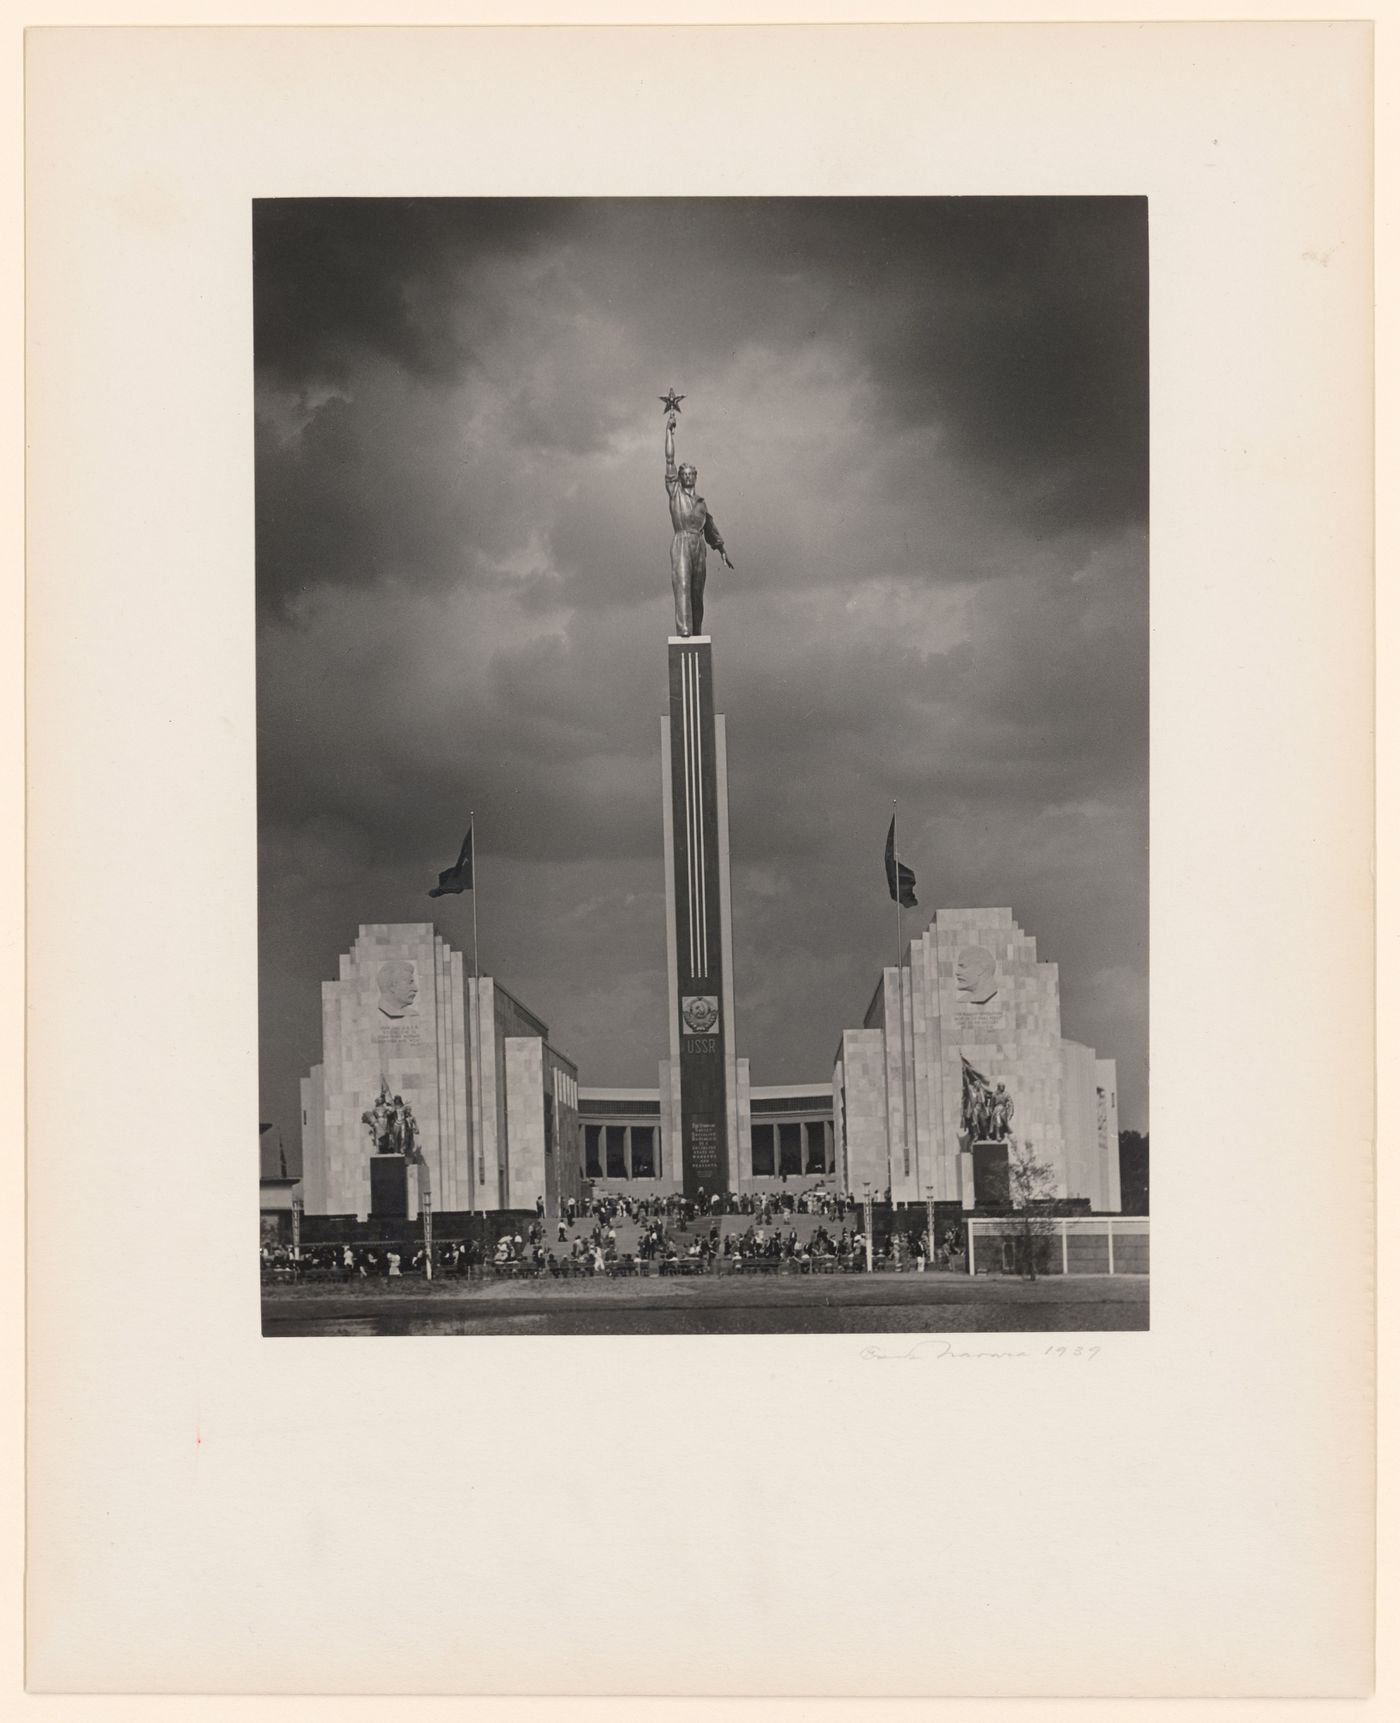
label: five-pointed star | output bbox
[659,389,685,415]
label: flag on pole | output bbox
[429,825,474,897]
[884,814,917,908]
[960,1052,991,1085]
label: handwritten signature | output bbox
[859,1339,1100,1362]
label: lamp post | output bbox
[421,1186,433,1281]
[862,1181,874,1274]
[291,1194,304,1282]
[925,1185,936,1272]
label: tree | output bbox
[1118,1130,1150,1215]
[1004,1140,1064,1280]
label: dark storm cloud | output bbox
[569,198,1149,536]
[252,197,581,385]
[711,197,1149,534]
[254,200,1146,612]
[255,197,1150,1150]
[257,584,672,878]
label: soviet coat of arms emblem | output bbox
[681,995,719,1034]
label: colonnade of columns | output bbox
[582,1121,659,1181]
[746,1118,834,1179]
[581,1116,836,1186]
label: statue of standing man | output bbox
[662,393,734,636]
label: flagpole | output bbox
[894,799,902,975]
[894,800,904,1200]
[892,801,920,1211]
[470,811,485,1204]
[471,811,480,981]
[882,800,898,1204]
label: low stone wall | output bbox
[966,1215,1148,1276]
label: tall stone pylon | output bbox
[660,636,740,1199]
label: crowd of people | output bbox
[261,1189,968,1285]
[570,1186,863,1224]
[260,1239,480,1281]
[483,1213,862,1277]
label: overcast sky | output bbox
[255,196,1148,1161]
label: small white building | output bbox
[832,907,1121,1212]
[299,923,582,1219]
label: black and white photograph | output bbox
[25,17,1377,1702]
[256,196,1150,1336]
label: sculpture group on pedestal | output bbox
[960,1054,1015,1144]
[361,1078,420,1162]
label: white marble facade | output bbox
[832,908,1122,1212]
[300,923,567,1217]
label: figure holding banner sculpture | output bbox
[662,392,734,637]
[959,1056,1016,1144]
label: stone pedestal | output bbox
[661,637,736,1200]
[370,1155,408,1219]
[971,1140,1011,1207]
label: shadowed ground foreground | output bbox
[263,1273,1148,1336]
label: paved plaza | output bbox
[263,1271,1148,1336]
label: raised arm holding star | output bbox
[660,394,735,635]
